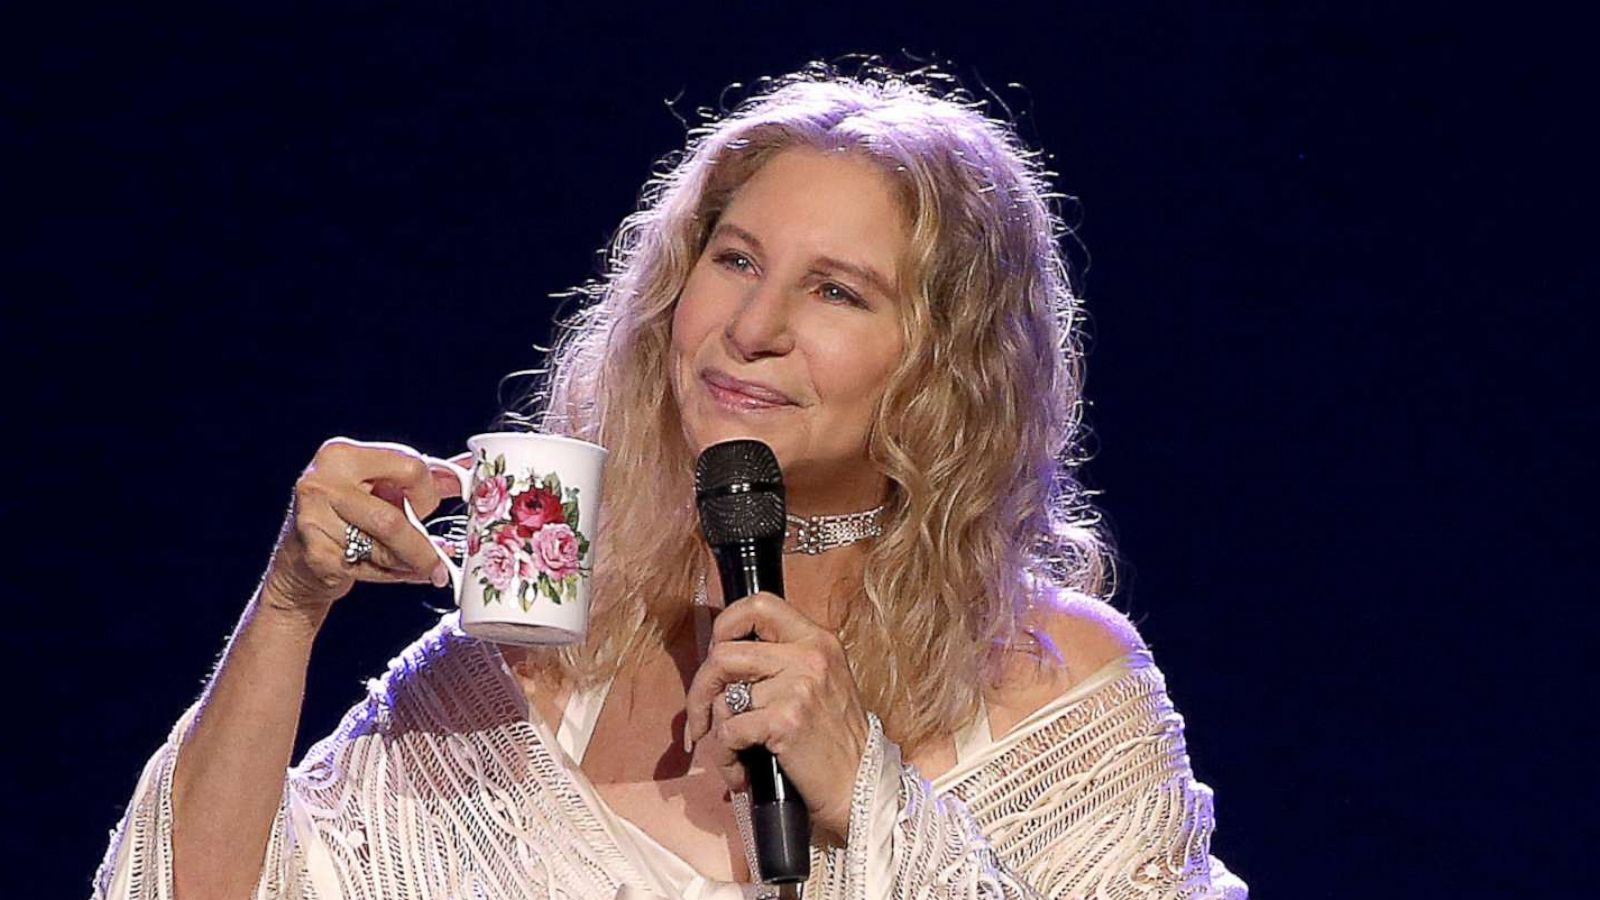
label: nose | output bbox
[723,280,796,361]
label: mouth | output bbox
[700,368,798,411]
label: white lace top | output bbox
[93,613,1248,899]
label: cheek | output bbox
[668,302,691,361]
[811,332,902,425]
[667,308,695,405]
[670,271,722,358]
[668,278,725,408]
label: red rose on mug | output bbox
[511,486,565,538]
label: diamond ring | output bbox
[343,522,375,564]
[723,680,754,716]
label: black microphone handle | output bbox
[711,535,812,885]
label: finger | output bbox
[424,451,475,500]
[298,497,433,585]
[688,699,766,796]
[685,643,773,745]
[685,641,792,747]
[711,592,820,644]
[706,674,770,730]
[428,466,463,502]
[313,438,432,484]
[320,482,445,578]
[705,676,807,772]
[370,477,443,525]
[718,755,749,794]
[304,503,422,580]
[379,462,444,522]
[313,439,445,519]
[718,706,794,758]
[691,722,749,793]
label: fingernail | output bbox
[431,563,449,588]
[683,732,694,755]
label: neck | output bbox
[779,467,890,520]
[693,471,889,633]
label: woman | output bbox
[95,63,1247,899]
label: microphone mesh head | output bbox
[694,440,786,544]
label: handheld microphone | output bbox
[693,439,810,886]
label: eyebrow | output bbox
[711,222,899,303]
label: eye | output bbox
[819,282,867,308]
[714,250,868,309]
[714,250,755,273]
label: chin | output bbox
[680,419,796,469]
[686,422,792,459]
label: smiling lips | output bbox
[701,368,797,410]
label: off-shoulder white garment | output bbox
[552,670,754,900]
[93,612,1247,899]
[550,664,997,900]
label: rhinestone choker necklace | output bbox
[783,504,886,555]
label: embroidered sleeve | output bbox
[92,621,647,900]
[939,660,1248,899]
[807,712,1042,899]
[91,669,412,900]
[810,659,1248,899]
[89,698,312,900]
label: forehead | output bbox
[719,148,910,279]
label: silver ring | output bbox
[723,680,753,716]
[342,523,375,564]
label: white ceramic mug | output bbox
[405,432,607,646]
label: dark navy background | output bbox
[7,2,1584,896]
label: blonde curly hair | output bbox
[498,60,1116,752]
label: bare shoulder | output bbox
[984,587,1149,736]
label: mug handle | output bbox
[402,454,475,593]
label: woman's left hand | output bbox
[684,591,871,843]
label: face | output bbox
[669,147,910,510]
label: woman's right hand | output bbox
[259,437,467,622]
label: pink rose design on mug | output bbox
[471,474,512,522]
[533,523,581,580]
[491,524,524,554]
[478,542,518,593]
[464,451,591,610]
